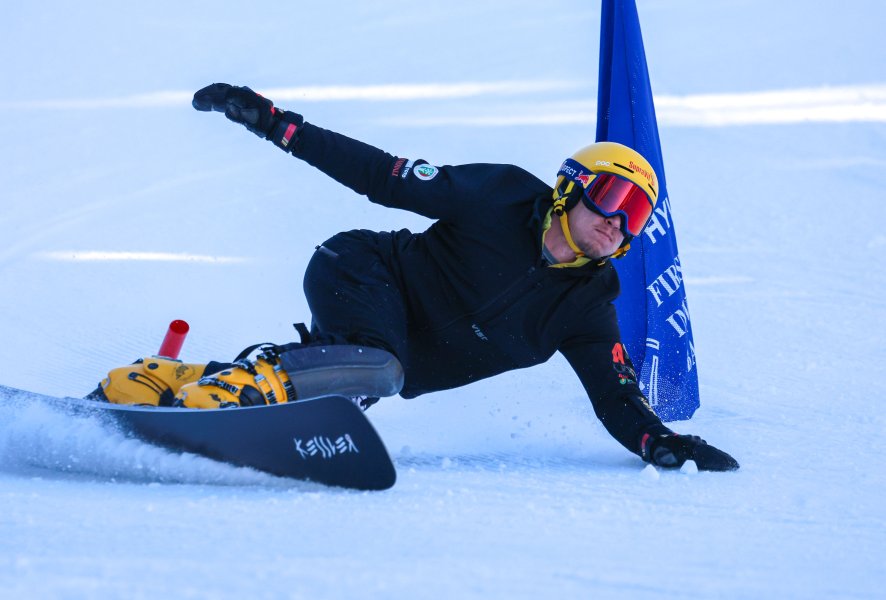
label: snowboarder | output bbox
[93,83,738,472]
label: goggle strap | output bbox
[557,158,597,188]
[554,180,585,217]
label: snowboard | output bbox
[0,384,396,491]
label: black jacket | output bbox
[291,123,670,456]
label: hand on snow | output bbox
[641,433,739,471]
[192,83,280,137]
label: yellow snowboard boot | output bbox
[87,357,211,407]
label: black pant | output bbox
[304,229,517,399]
[303,230,409,362]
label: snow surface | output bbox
[2,0,885,597]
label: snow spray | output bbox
[157,320,189,359]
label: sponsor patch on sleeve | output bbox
[391,157,407,177]
[413,163,439,181]
[611,342,637,385]
[401,159,414,179]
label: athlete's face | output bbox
[568,202,626,259]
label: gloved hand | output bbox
[193,83,278,136]
[192,83,304,149]
[641,433,739,471]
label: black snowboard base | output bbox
[0,384,396,491]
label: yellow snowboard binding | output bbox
[175,344,403,409]
[88,342,404,410]
[175,350,296,409]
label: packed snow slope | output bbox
[1,0,884,598]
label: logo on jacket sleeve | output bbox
[471,323,489,341]
[414,164,439,181]
[401,159,414,179]
[391,157,407,177]
[611,342,637,385]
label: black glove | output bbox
[192,83,304,150]
[641,433,739,471]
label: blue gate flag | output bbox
[596,0,699,421]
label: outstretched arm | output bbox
[561,336,739,471]
[192,83,499,221]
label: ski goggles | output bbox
[557,159,655,238]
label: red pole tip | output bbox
[169,319,190,335]
[158,319,190,359]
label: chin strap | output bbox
[552,182,586,259]
[610,242,631,259]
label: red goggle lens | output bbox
[583,174,654,237]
